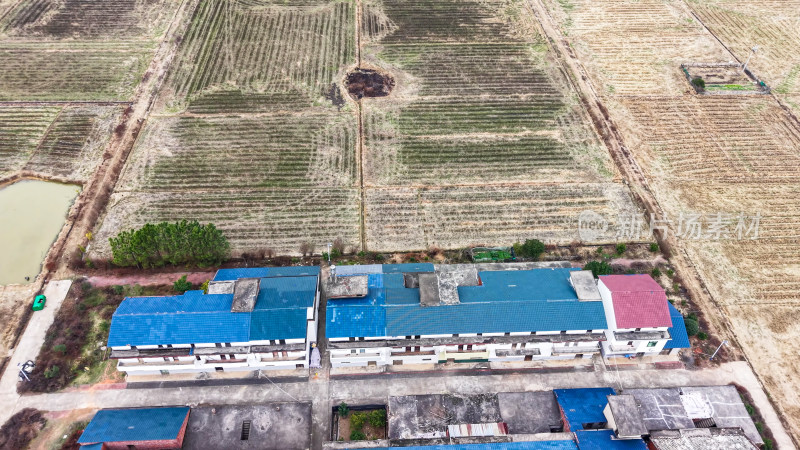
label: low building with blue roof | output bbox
[108,267,320,375]
[77,406,190,449]
[574,430,647,450]
[554,388,617,432]
[326,264,611,367]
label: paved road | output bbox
[0,281,72,414]
[6,360,796,450]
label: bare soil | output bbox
[0,408,46,449]
[345,68,395,99]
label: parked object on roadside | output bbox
[32,295,46,311]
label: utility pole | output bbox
[710,340,728,360]
[742,46,759,73]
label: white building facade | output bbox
[108,267,320,375]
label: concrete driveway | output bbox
[0,280,72,413]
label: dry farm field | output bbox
[0,105,123,183]
[0,0,179,101]
[685,0,800,109]
[541,0,732,95]
[91,0,646,257]
[543,0,800,440]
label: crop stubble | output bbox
[545,0,800,438]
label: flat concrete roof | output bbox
[231,278,260,312]
[623,388,695,431]
[418,273,441,306]
[388,394,501,440]
[607,395,648,437]
[498,391,562,434]
[208,280,235,294]
[327,275,368,299]
[570,271,601,301]
[183,403,312,450]
[650,428,759,450]
[680,386,762,445]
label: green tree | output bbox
[368,409,387,428]
[684,317,700,336]
[514,239,545,259]
[338,402,349,418]
[110,220,229,268]
[350,430,366,441]
[584,260,613,278]
[52,344,67,355]
[173,275,193,293]
[651,267,662,278]
[44,365,60,379]
[615,243,626,255]
[692,77,706,90]
[649,243,659,252]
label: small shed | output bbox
[603,395,647,439]
[78,407,190,449]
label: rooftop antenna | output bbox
[742,45,759,73]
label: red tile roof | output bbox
[600,275,671,329]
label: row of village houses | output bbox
[106,263,690,375]
[75,385,764,448]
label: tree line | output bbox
[109,220,229,268]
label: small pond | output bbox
[0,179,79,285]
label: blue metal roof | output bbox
[109,268,317,347]
[114,291,231,315]
[458,269,581,303]
[108,310,251,347]
[664,303,690,349]
[368,442,578,450]
[250,308,309,340]
[554,388,616,431]
[386,301,606,336]
[326,267,607,338]
[78,407,189,444]
[213,266,320,281]
[254,276,317,309]
[574,430,647,450]
[327,305,387,338]
[382,263,435,273]
[81,444,103,450]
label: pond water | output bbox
[0,180,79,285]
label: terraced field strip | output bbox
[359,0,636,251]
[0,106,60,179]
[165,0,355,108]
[0,0,177,38]
[615,96,800,181]
[90,0,361,256]
[366,183,641,251]
[23,106,122,181]
[686,0,800,94]
[542,0,731,95]
[91,188,362,258]
[122,111,357,191]
[0,41,156,101]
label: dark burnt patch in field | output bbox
[325,83,346,109]
[345,68,394,100]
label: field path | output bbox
[48,0,201,281]
[86,271,215,288]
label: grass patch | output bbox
[18,281,171,393]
